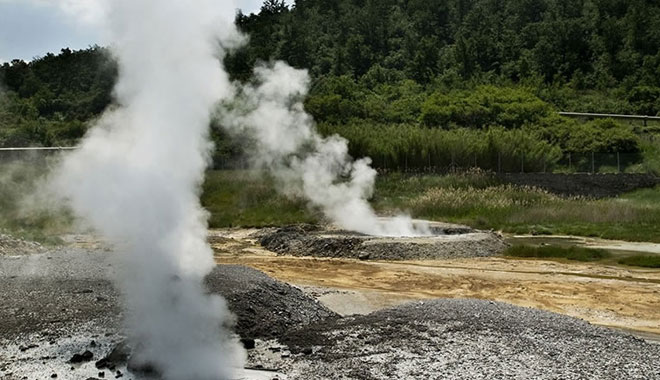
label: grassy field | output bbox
[3,166,660,246]
[200,169,660,243]
[372,170,660,243]
[0,160,70,244]
[201,170,319,228]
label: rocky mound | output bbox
[0,251,336,342]
[280,299,660,380]
[206,265,339,340]
[260,224,508,260]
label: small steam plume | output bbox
[51,0,245,378]
[219,62,430,237]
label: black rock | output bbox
[240,338,256,350]
[96,341,129,369]
[70,350,94,363]
[127,355,160,376]
[302,347,313,355]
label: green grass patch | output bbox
[201,170,319,228]
[0,160,70,244]
[372,171,660,243]
[504,245,611,262]
[618,255,660,268]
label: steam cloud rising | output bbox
[52,0,245,378]
[219,62,430,237]
[51,0,428,378]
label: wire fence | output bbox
[363,151,648,174]
[0,147,653,175]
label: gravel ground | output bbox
[206,265,338,340]
[260,224,508,260]
[279,299,660,380]
[0,248,335,379]
[0,234,50,256]
[1,241,658,379]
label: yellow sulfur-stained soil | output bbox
[211,229,660,338]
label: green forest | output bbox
[2,0,660,173]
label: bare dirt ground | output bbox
[211,228,660,339]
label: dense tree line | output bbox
[232,0,660,90]
[0,0,658,173]
[0,47,116,146]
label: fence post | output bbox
[568,152,571,170]
[543,155,546,173]
[521,152,524,173]
[498,152,502,173]
[591,151,595,174]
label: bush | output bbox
[421,85,553,128]
[319,122,561,172]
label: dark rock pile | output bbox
[260,224,508,260]
[207,265,339,340]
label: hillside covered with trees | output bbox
[1,0,659,172]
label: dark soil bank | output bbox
[500,173,660,198]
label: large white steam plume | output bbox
[219,62,430,237]
[51,0,245,378]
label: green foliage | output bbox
[420,86,553,128]
[0,160,71,243]
[541,117,641,154]
[0,47,116,147]
[504,245,611,262]
[319,122,561,172]
[230,0,660,88]
[618,255,660,268]
[374,175,660,243]
[201,170,318,227]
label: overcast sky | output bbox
[0,0,265,63]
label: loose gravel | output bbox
[280,299,660,380]
[1,241,658,379]
[0,233,49,256]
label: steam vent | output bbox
[260,219,509,260]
